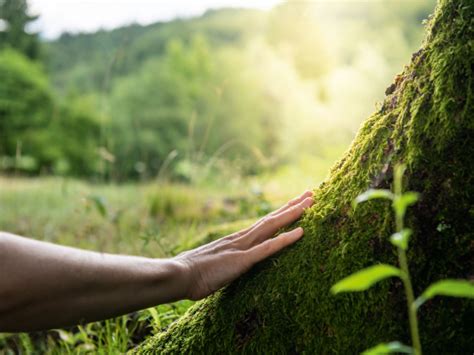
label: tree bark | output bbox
[134,0,473,353]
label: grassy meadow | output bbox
[0,158,331,353]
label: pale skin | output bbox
[0,191,313,333]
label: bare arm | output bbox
[0,191,313,332]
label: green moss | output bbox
[133,0,474,353]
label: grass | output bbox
[0,156,333,354]
[0,177,249,353]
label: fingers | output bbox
[236,190,313,238]
[268,190,313,217]
[244,196,313,246]
[214,191,313,251]
[246,227,304,265]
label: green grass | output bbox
[0,177,241,353]
[0,153,335,353]
[0,173,308,353]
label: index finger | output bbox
[232,190,313,240]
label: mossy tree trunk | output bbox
[134,0,473,353]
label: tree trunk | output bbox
[134,0,473,353]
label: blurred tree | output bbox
[0,49,53,172]
[0,49,101,175]
[0,1,435,181]
[52,95,102,176]
[46,8,266,94]
[0,0,40,60]
[109,36,279,180]
[108,39,194,179]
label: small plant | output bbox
[331,165,474,355]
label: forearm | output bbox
[0,191,313,332]
[0,232,188,332]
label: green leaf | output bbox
[414,279,474,309]
[362,341,413,355]
[353,189,394,209]
[389,228,412,250]
[331,264,401,294]
[87,195,108,218]
[392,192,419,218]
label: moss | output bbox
[133,0,474,353]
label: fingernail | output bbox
[302,197,313,208]
[294,227,304,238]
[299,191,309,198]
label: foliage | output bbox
[31,1,435,181]
[362,341,413,355]
[0,49,101,175]
[52,95,102,176]
[3,0,469,353]
[45,9,266,93]
[414,280,474,309]
[333,165,474,354]
[0,0,437,181]
[331,264,401,294]
[108,35,286,179]
[0,0,40,59]
[0,49,54,172]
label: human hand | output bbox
[175,190,314,300]
[0,191,311,331]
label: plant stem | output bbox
[396,212,422,355]
[398,247,422,355]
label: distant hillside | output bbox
[35,1,437,180]
[44,1,435,96]
[45,8,267,94]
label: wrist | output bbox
[172,255,200,300]
[163,257,194,301]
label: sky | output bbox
[28,0,283,39]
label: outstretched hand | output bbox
[0,190,313,332]
[176,190,314,300]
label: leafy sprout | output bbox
[333,164,473,355]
